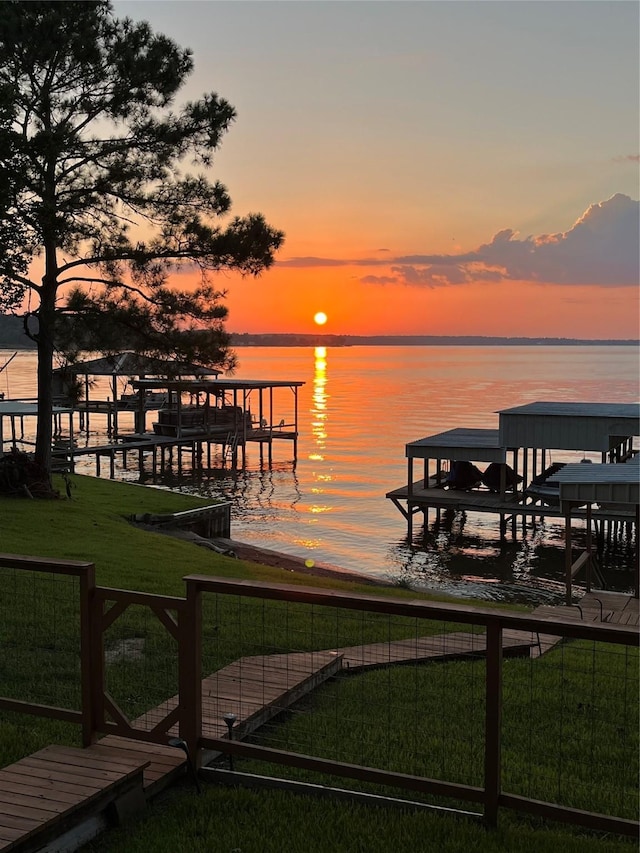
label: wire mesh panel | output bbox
[0,565,83,711]
[191,577,639,833]
[102,601,180,733]
[198,587,499,808]
[249,631,489,795]
[501,636,639,821]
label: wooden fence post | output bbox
[180,579,202,769]
[79,563,97,747]
[564,509,573,605]
[484,620,503,828]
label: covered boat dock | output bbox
[550,459,640,602]
[50,376,305,475]
[387,401,640,546]
[52,352,221,437]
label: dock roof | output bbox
[0,401,74,416]
[549,459,640,507]
[498,401,640,452]
[55,352,221,377]
[132,378,305,392]
[406,428,506,463]
[497,402,639,419]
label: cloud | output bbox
[469,193,639,286]
[360,274,398,284]
[277,194,639,288]
[613,154,640,163]
[277,256,354,268]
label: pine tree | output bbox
[0,1,283,484]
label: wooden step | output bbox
[0,745,148,852]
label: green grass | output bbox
[236,641,638,819]
[0,474,636,852]
[82,784,636,853]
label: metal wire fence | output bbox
[0,563,83,712]
[192,578,639,833]
[0,556,636,835]
[102,600,180,729]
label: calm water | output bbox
[3,346,638,604]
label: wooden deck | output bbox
[517,591,640,655]
[51,424,299,478]
[0,745,148,852]
[533,590,638,625]
[336,630,532,670]
[386,482,636,523]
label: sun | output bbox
[314,311,328,326]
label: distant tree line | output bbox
[229,332,640,347]
[0,314,35,348]
[1,317,637,351]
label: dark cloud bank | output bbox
[278,194,639,289]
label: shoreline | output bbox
[136,521,390,586]
[217,538,391,586]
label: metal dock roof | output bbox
[406,428,506,463]
[497,402,640,419]
[549,459,640,506]
[498,401,640,452]
[132,378,305,391]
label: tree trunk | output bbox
[34,253,57,487]
[34,300,55,484]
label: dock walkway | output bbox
[386,481,636,524]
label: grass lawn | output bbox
[0,474,636,852]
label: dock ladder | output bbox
[223,430,240,466]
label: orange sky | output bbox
[217,255,639,339]
[113,1,639,340]
[82,3,640,340]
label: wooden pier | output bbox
[386,479,636,533]
[2,373,305,475]
[51,420,300,478]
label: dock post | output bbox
[499,514,506,539]
[483,621,503,828]
[564,509,573,605]
[635,504,639,599]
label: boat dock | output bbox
[387,403,640,600]
[2,375,306,475]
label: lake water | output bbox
[2,345,638,604]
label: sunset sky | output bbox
[116,1,639,339]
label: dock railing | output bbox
[0,554,637,836]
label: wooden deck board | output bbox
[0,745,147,852]
[522,591,639,654]
[95,736,186,792]
[200,651,343,739]
[337,631,532,670]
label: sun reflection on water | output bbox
[310,346,328,456]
